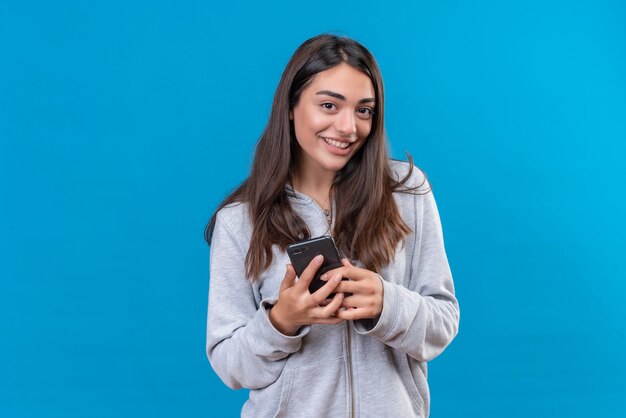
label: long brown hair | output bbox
[205,34,429,279]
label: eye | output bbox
[321,102,337,111]
[356,107,374,120]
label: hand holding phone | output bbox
[267,236,346,336]
[287,236,344,295]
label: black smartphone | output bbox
[287,235,344,295]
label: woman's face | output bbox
[290,63,376,175]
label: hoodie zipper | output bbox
[309,196,353,415]
[346,321,354,418]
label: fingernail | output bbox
[333,274,342,283]
[315,255,323,264]
[321,273,328,281]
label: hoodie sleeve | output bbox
[353,181,460,362]
[206,210,310,389]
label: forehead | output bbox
[304,63,375,100]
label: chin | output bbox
[321,160,350,172]
[324,165,345,173]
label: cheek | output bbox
[295,110,331,137]
[309,113,332,132]
[357,120,373,139]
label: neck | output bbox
[291,158,335,209]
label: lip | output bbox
[320,136,354,156]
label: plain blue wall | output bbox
[2,1,625,417]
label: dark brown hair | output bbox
[205,34,429,279]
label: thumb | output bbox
[280,264,297,292]
[341,258,353,268]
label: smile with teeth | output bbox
[321,137,351,149]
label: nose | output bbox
[335,109,357,137]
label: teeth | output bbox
[322,137,350,149]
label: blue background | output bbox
[2,1,625,417]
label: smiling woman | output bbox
[290,63,375,177]
[204,34,459,418]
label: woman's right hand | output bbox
[268,255,345,336]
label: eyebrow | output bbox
[315,90,375,104]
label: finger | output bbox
[319,291,344,317]
[335,307,368,321]
[322,264,361,282]
[336,278,378,295]
[319,298,332,307]
[340,265,375,282]
[311,316,344,325]
[280,264,297,292]
[294,255,324,291]
[341,294,367,308]
[333,280,359,294]
[311,273,342,304]
[320,265,346,282]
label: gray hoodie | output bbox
[206,160,460,417]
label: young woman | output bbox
[205,34,459,418]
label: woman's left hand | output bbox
[321,259,384,320]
